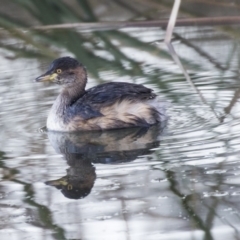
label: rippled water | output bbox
[0,2,240,240]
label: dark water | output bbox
[0,1,240,240]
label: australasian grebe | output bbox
[35,57,166,132]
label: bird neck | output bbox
[52,78,87,119]
[61,84,86,106]
[59,66,88,106]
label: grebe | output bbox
[35,57,166,132]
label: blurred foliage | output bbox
[0,0,238,87]
[0,0,205,83]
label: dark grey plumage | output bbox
[67,82,157,121]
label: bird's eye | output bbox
[56,69,62,74]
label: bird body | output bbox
[36,57,166,132]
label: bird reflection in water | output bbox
[46,125,164,199]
